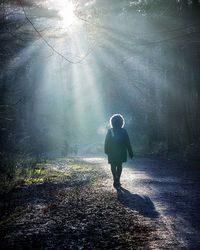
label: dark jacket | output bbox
[104,128,133,164]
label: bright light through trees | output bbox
[38,0,78,31]
[0,0,200,157]
[54,0,76,28]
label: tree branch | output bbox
[19,1,95,64]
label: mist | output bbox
[1,0,200,159]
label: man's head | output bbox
[110,114,125,128]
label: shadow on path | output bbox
[117,187,159,219]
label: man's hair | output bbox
[110,114,125,128]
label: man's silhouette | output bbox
[104,114,133,188]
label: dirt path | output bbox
[0,157,199,249]
[84,157,200,249]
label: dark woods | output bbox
[0,0,200,180]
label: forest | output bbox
[0,1,200,249]
[1,0,200,176]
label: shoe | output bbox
[116,182,121,188]
[116,178,121,187]
[113,177,118,188]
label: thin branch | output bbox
[19,1,95,64]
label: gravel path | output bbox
[0,157,199,249]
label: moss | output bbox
[68,164,92,172]
[0,159,74,193]
[23,167,72,185]
[0,158,95,194]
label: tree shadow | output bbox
[117,187,159,219]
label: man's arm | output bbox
[104,130,111,155]
[125,131,133,158]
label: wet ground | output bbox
[0,157,200,249]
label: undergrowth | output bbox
[0,158,79,194]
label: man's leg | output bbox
[111,164,117,187]
[116,164,122,186]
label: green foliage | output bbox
[0,157,95,194]
[0,153,37,192]
[23,165,72,185]
[0,160,72,194]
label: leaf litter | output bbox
[0,158,164,249]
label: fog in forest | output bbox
[1,0,200,162]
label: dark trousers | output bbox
[111,163,122,181]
